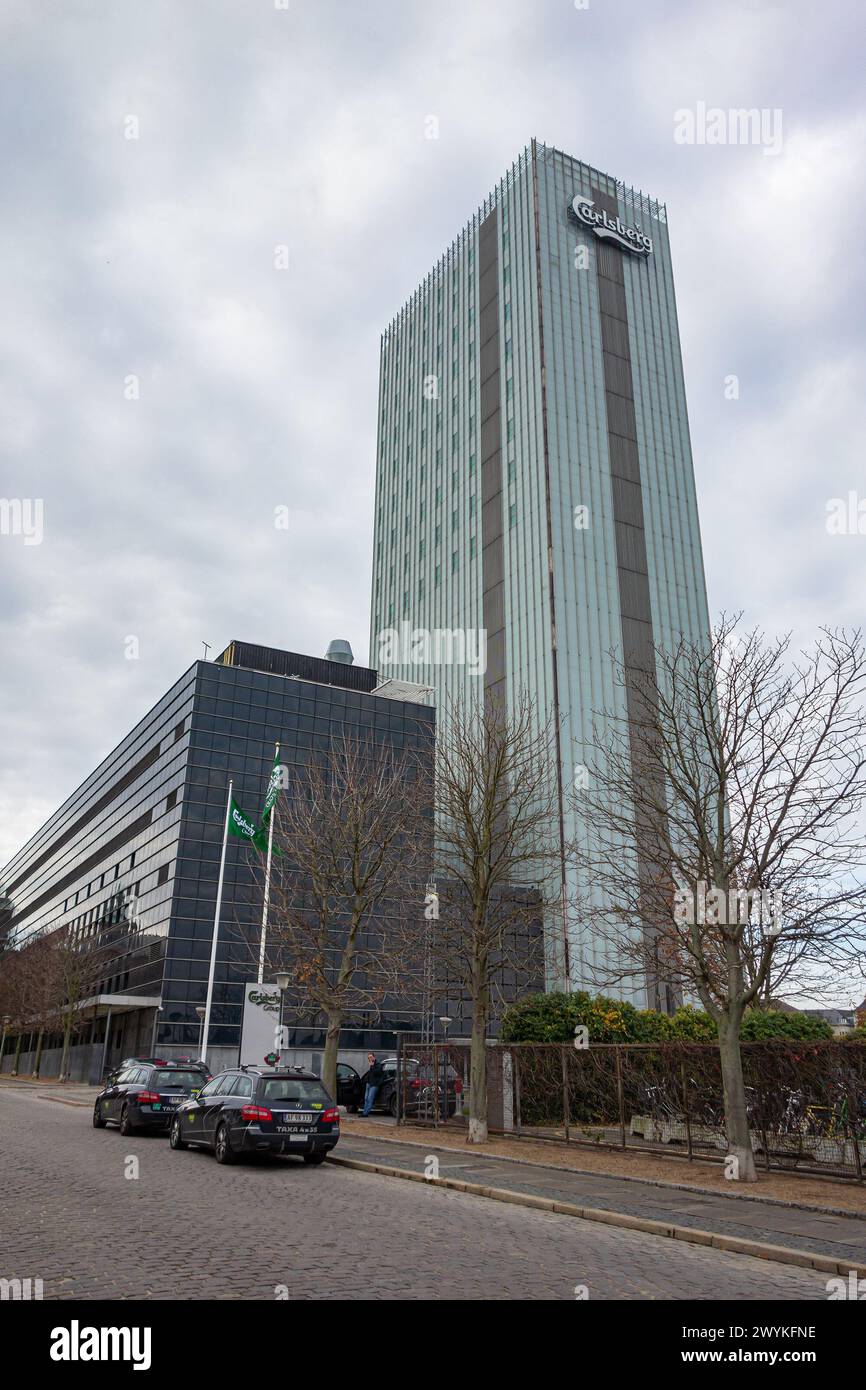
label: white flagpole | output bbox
[257,743,279,985]
[201,778,232,1067]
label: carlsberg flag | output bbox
[228,798,267,852]
[262,750,285,825]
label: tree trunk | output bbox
[718,1016,757,1182]
[33,1029,45,1078]
[59,1015,73,1083]
[468,997,488,1144]
[11,1032,23,1076]
[321,1011,342,1101]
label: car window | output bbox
[123,1069,144,1085]
[220,1075,242,1095]
[337,1064,357,1079]
[152,1069,208,1089]
[231,1076,253,1099]
[197,1075,225,1097]
[259,1077,331,1105]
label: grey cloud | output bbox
[1,0,863,865]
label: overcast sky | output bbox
[1,0,864,869]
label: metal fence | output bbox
[394,1038,866,1181]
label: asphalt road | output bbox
[0,1084,834,1300]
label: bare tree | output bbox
[0,948,28,1073]
[16,935,62,1077]
[51,925,118,1082]
[427,694,558,1143]
[573,616,866,1181]
[251,733,430,1099]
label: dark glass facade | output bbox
[0,644,435,1071]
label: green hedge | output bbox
[499,992,834,1044]
[739,1009,833,1041]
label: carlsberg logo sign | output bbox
[232,807,257,837]
[570,194,653,257]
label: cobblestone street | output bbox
[0,1084,833,1300]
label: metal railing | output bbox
[394,1039,866,1181]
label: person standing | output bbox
[361,1052,387,1116]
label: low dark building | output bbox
[0,641,436,1079]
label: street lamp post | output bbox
[195,1006,206,1060]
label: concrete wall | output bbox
[0,1041,102,1084]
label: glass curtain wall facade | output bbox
[370,141,712,1006]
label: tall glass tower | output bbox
[370,141,711,1006]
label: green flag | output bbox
[261,750,285,826]
[228,797,268,852]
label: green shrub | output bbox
[500,990,655,1044]
[499,991,586,1043]
[740,1008,834,1041]
[667,1005,718,1040]
[500,991,720,1044]
[500,994,832,1044]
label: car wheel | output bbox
[92,1101,106,1129]
[388,1090,398,1118]
[169,1116,187,1150]
[119,1104,136,1137]
[303,1152,326,1165]
[214,1121,236,1164]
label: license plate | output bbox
[276,1126,311,1134]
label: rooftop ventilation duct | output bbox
[325,639,353,666]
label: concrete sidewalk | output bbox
[333,1131,866,1276]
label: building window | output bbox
[157,865,169,887]
[469,536,476,560]
[509,503,517,529]
[166,789,177,812]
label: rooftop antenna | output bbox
[202,642,211,662]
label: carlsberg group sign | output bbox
[570,193,653,257]
[240,983,286,1066]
